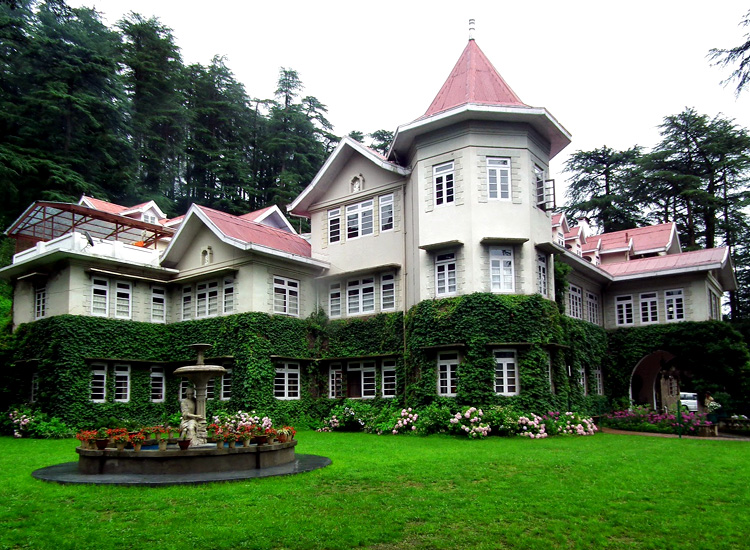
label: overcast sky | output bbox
[70,0,750,199]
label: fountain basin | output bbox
[76,440,297,475]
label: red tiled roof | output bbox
[81,196,127,214]
[197,205,311,257]
[423,39,527,119]
[596,223,674,254]
[239,206,274,221]
[601,248,727,277]
[551,213,563,226]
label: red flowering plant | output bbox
[208,423,223,441]
[278,426,296,438]
[237,425,254,441]
[76,430,98,443]
[223,428,239,442]
[264,427,278,441]
[108,428,130,444]
[129,432,146,445]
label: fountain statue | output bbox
[173,344,226,445]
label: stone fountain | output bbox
[173,343,226,446]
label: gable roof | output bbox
[288,137,410,218]
[389,39,571,162]
[161,204,327,270]
[239,204,296,233]
[423,39,527,118]
[586,223,679,256]
[79,196,127,214]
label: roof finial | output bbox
[469,18,475,41]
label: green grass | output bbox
[1,431,749,550]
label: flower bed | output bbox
[601,406,713,435]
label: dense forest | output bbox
[0,0,391,229]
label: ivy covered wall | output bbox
[1,293,748,428]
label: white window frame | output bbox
[578,366,587,395]
[488,157,511,200]
[34,285,47,320]
[329,364,343,399]
[536,253,548,297]
[221,367,232,400]
[347,277,375,315]
[616,295,634,326]
[346,200,374,240]
[151,286,166,323]
[114,364,130,402]
[437,351,459,397]
[273,276,300,317]
[348,361,376,399]
[182,286,192,321]
[274,362,300,400]
[90,364,107,402]
[223,278,235,314]
[381,273,395,311]
[534,165,546,208]
[709,290,721,320]
[593,367,604,395]
[435,252,457,296]
[568,285,583,319]
[92,278,109,317]
[179,378,190,400]
[494,349,519,396]
[665,289,685,322]
[490,247,515,293]
[114,281,132,320]
[640,292,659,324]
[329,283,341,318]
[586,291,600,325]
[434,161,455,206]
[150,366,165,403]
[382,359,397,398]
[379,193,394,232]
[196,280,219,318]
[328,208,341,243]
[547,355,555,394]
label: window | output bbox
[434,162,455,205]
[640,292,659,324]
[534,165,546,207]
[346,200,374,239]
[557,232,565,246]
[586,292,600,325]
[494,349,519,395]
[592,367,604,395]
[578,366,587,395]
[380,194,394,231]
[382,360,397,398]
[348,361,376,398]
[437,352,459,397]
[114,281,132,319]
[329,283,341,317]
[150,366,165,402]
[30,372,39,403]
[34,285,46,320]
[568,285,583,319]
[223,278,235,314]
[547,356,555,394]
[490,247,515,293]
[206,377,216,400]
[90,365,106,402]
[329,364,343,399]
[221,368,232,400]
[179,378,189,400]
[114,364,130,402]
[143,213,157,224]
[709,290,721,320]
[274,362,300,400]
[381,273,395,311]
[536,254,548,297]
[328,208,341,243]
[150,286,166,323]
[436,252,457,296]
[273,277,299,316]
[182,286,193,321]
[92,278,108,317]
[665,289,685,321]
[196,281,219,318]
[616,295,634,326]
[347,277,375,315]
[488,157,511,200]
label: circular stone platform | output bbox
[32,454,332,486]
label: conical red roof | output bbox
[423,39,527,118]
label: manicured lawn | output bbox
[1,431,749,549]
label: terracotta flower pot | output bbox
[178,440,191,450]
[95,438,109,450]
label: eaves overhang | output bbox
[389,103,572,162]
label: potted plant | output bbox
[76,430,97,449]
[224,429,239,449]
[238,426,253,447]
[111,430,130,451]
[95,427,110,450]
[129,431,146,451]
[177,435,191,450]
[277,426,296,443]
